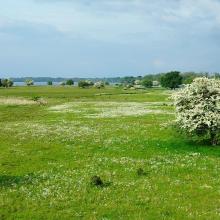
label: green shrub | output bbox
[137,168,147,176]
[1,79,14,88]
[78,80,94,88]
[66,79,74,86]
[47,81,53,85]
[141,79,153,88]
[31,96,41,101]
[90,176,103,187]
[161,71,182,89]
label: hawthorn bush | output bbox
[94,81,105,89]
[25,79,34,86]
[172,77,220,145]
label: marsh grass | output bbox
[48,101,173,118]
[0,86,220,219]
[0,97,36,105]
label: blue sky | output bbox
[0,0,220,77]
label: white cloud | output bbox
[1,0,220,76]
[1,0,220,41]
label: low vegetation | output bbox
[0,84,220,219]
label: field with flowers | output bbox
[0,86,220,219]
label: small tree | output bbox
[94,81,105,89]
[172,77,220,145]
[47,81,53,85]
[25,79,34,86]
[66,79,74,86]
[161,71,182,89]
[1,79,7,87]
[1,79,13,88]
[141,79,153,88]
[78,80,87,88]
[7,79,13,87]
[78,80,94,88]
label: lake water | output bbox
[14,82,69,86]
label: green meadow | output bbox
[1,86,220,219]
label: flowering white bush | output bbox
[94,81,105,89]
[25,79,34,86]
[172,77,220,145]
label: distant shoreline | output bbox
[13,82,80,86]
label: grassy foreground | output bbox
[0,86,220,220]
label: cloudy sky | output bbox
[0,0,220,77]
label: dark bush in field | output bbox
[1,79,13,88]
[66,79,74,86]
[78,80,94,88]
[137,168,147,176]
[141,79,153,88]
[47,81,53,85]
[160,71,182,89]
[90,176,104,187]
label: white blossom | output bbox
[172,77,220,145]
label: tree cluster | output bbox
[58,79,74,86]
[160,71,182,89]
[78,80,94,88]
[0,79,14,88]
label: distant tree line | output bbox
[3,71,220,89]
[11,77,122,84]
[119,71,220,89]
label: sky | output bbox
[0,0,220,78]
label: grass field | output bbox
[1,86,220,219]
